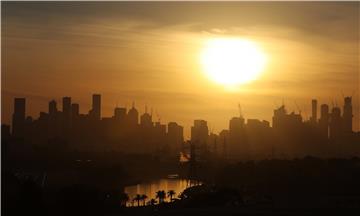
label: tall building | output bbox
[12,98,26,137]
[49,100,57,116]
[319,104,329,138]
[191,120,208,144]
[71,103,79,119]
[272,105,302,130]
[228,116,248,155]
[62,97,72,129]
[207,133,218,154]
[342,97,353,133]
[272,105,286,129]
[167,122,184,150]
[229,117,245,132]
[62,97,71,115]
[90,94,101,120]
[329,107,342,140]
[48,100,60,137]
[140,112,153,128]
[310,99,317,123]
[114,107,127,122]
[219,129,229,159]
[154,122,166,144]
[127,102,139,126]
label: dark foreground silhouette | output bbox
[3,94,360,215]
[3,156,360,216]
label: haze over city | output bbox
[2,2,359,138]
[2,2,360,216]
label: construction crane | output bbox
[302,105,308,120]
[209,123,214,134]
[156,111,161,122]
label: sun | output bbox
[201,38,267,86]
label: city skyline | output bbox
[2,2,359,137]
[7,92,357,154]
[3,2,360,215]
[3,92,359,139]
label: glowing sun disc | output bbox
[201,38,267,86]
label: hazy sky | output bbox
[2,2,359,137]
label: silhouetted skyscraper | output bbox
[229,117,245,132]
[114,107,126,121]
[127,102,139,126]
[168,122,184,150]
[12,98,26,137]
[154,122,166,143]
[62,97,71,114]
[90,94,101,120]
[320,104,329,120]
[191,120,208,144]
[71,103,79,118]
[272,105,302,130]
[62,97,72,130]
[343,97,353,133]
[229,116,248,156]
[330,107,342,140]
[319,104,329,138]
[49,100,57,116]
[272,105,286,129]
[140,111,153,128]
[219,130,229,159]
[311,99,317,123]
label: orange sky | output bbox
[2,2,359,138]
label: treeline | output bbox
[215,157,360,208]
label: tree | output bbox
[119,192,129,207]
[167,190,176,202]
[140,194,148,206]
[148,198,157,206]
[133,194,142,207]
[155,190,166,203]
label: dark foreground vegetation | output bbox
[3,154,360,216]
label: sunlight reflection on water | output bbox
[124,178,194,205]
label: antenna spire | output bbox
[238,103,243,118]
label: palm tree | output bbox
[119,192,129,207]
[134,194,142,207]
[167,190,176,202]
[155,190,166,203]
[140,194,148,206]
[149,198,157,206]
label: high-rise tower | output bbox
[12,98,26,137]
[319,104,329,138]
[90,94,101,120]
[127,102,139,126]
[49,100,57,116]
[62,97,72,129]
[311,99,317,123]
[342,97,353,133]
[329,107,342,139]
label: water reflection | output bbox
[124,178,195,205]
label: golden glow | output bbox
[201,38,267,86]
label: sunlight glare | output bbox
[201,38,267,86]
